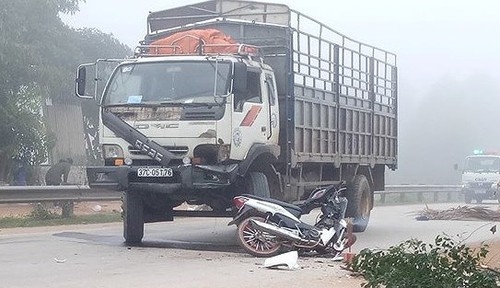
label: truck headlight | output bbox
[102,144,124,159]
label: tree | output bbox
[0,0,130,183]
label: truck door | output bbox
[231,69,270,159]
[264,73,279,144]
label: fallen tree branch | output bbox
[415,206,500,221]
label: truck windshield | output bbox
[102,61,231,105]
[464,157,500,173]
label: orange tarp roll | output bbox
[149,29,253,55]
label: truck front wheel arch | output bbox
[238,145,282,200]
[238,144,280,176]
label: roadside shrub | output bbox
[350,235,499,288]
[29,203,58,220]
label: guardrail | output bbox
[0,185,122,204]
[0,184,463,204]
[0,184,464,218]
[375,185,463,204]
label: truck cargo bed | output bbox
[146,0,398,169]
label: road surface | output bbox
[0,203,498,288]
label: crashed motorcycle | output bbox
[229,182,356,257]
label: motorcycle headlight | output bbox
[102,144,124,159]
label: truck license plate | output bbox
[137,167,173,177]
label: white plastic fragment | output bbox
[263,251,299,270]
[92,204,102,212]
[54,258,67,263]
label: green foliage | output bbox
[29,203,58,220]
[2,84,53,165]
[0,0,130,179]
[350,235,499,288]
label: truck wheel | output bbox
[260,164,283,200]
[245,172,271,198]
[123,191,144,245]
[346,175,371,233]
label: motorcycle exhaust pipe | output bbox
[250,219,302,242]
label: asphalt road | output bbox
[0,203,498,288]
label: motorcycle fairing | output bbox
[241,194,303,218]
[228,205,255,226]
[319,227,336,245]
[243,198,301,223]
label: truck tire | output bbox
[346,175,371,233]
[245,172,271,198]
[260,164,283,200]
[123,191,144,245]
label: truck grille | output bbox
[469,182,493,188]
[128,145,189,156]
[183,111,217,120]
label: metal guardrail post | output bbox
[61,201,74,218]
[380,193,386,204]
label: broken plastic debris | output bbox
[332,253,344,262]
[91,205,102,212]
[263,251,299,270]
[54,258,66,263]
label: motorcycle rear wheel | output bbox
[237,216,282,257]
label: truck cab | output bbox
[461,152,500,203]
[79,47,281,202]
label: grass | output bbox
[0,212,122,229]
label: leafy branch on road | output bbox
[416,205,500,221]
[350,235,500,288]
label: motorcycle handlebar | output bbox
[299,183,347,213]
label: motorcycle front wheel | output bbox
[237,216,282,257]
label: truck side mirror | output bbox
[233,62,247,93]
[75,64,95,100]
[76,66,86,96]
[453,164,459,171]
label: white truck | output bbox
[461,152,500,203]
[75,0,398,244]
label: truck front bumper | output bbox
[87,164,239,194]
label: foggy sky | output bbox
[61,0,500,184]
[62,0,500,87]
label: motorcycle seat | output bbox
[241,194,303,218]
